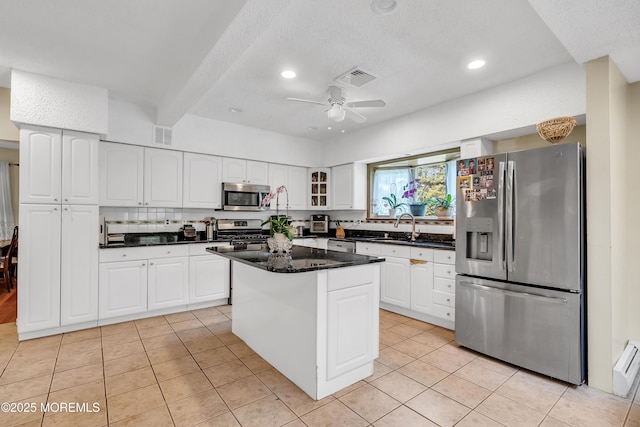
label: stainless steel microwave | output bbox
[222,182,271,211]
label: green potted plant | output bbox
[428,194,454,217]
[381,193,406,218]
[261,185,294,253]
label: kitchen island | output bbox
[207,245,384,400]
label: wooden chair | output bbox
[0,226,18,292]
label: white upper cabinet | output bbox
[331,163,367,210]
[100,143,183,207]
[183,153,223,209]
[20,126,62,204]
[20,126,99,205]
[62,130,99,204]
[268,164,308,211]
[309,168,330,210]
[222,158,268,185]
[99,142,144,206]
[143,147,183,207]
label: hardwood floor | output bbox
[0,283,17,324]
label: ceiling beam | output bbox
[156,0,292,127]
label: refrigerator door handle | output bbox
[506,160,515,272]
[459,281,568,305]
[498,161,506,271]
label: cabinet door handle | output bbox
[122,254,127,257]
[447,270,451,274]
[446,298,451,302]
[64,207,68,211]
[149,262,154,266]
[141,263,146,266]
[64,198,68,202]
[53,207,58,211]
[138,202,142,205]
[145,202,149,206]
[446,312,451,317]
[54,198,58,201]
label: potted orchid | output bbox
[402,179,427,216]
[261,186,294,253]
[381,193,406,218]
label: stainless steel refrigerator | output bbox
[455,142,585,384]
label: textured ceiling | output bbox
[0,0,638,141]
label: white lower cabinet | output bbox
[148,257,189,310]
[99,245,190,320]
[18,203,99,336]
[17,204,62,333]
[410,247,434,314]
[327,282,376,380]
[61,205,99,326]
[99,260,148,319]
[356,241,455,328]
[189,255,230,303]
[379,245,411,308]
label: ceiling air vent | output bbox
[334,67,377,88]
[153,126,172,146]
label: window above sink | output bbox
[368,148,459,218]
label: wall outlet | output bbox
[355,219,362,225]
[165,219,170,226]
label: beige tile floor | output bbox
[0,306,638,426]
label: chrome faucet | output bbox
[394,213,419,241]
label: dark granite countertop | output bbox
[207,245,385,273]
[331,236,455,251]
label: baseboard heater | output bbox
[613,340,640,397]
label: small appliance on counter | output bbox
[310,214,329,235]
[179,224,197,241]
[204,217,217,241]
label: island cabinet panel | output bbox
[327,282,375,380]
[229,258,380,400]
[189,255,229,303]
[147,256,189,310]
[99,260,148,319]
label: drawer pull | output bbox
[150,262,154,266]
[141,263,146,266]
[122,254,127,257]
[446,298,451,302]
[447,270,451,274]
[446,312,450,316]
[448,284,452,289]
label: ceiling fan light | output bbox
[327,104,346,122]
[371,0,397,14]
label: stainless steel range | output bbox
[216,219,268,250]
[216,219,268,305]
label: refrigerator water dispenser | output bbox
[465,217,493,261]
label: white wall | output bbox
[10,70,108,134]
[320,62,586,166]
[172,114,322,167]
[627,82,640,342]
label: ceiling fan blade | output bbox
[346,108,367,123]
[346,100,386,108]
[286,97,326,106]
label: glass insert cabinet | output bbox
[309,168,330,209]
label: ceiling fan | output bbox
[286,85,385,123]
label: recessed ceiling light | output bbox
[467,59,486,70]
[228,107,243,113]
[327,126,332,130]
[371,0,397,14]
[341,129,346,133]
[281,70,296,79]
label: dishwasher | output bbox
[327,239,356,253]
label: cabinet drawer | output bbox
[379,244,411,259]
[410,247,433,262]
[100,245,190,263]
[434,250,455,265]
[434,263,456,280]
[432,303,455,321]
[434,277,455,293]
[433,290,455,307]
[356,242,381,256]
